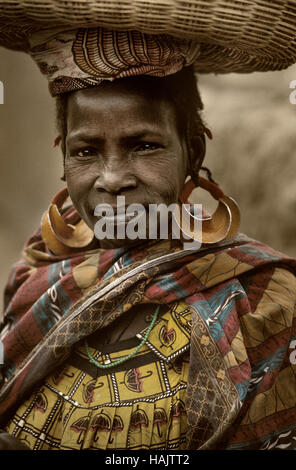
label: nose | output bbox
[94,166,138,195]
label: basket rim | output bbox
[0,0,296,74]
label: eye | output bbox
[76,147,97,158]
[135,142,161,152]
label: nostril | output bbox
[94,173,137,195]
[117,185,137,195]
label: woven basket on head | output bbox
[0,0,296,73]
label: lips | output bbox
[104,212,140,224]
[94,202,147,225]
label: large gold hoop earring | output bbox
[41,188,94,255]
[174,176,240,244]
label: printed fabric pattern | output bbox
[0,218,296,450]
[5,302,191,450]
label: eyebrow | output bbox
[66,128,166,146]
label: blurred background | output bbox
[0,47,296,313]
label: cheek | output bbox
[135,154,186,201]
[65,160,96,192]
[64,166,92,213]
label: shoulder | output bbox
[238,264,296,350]
[223,235,296,318]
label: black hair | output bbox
[55,65,208,182]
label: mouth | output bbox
[94,203,147,225]
[103,213,142,225]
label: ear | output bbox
[188,134,206,177]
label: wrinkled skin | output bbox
[65,82,200,248]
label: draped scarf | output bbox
[1,226,296,449]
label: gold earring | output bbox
[41,187,94,255]
[174,176,240,244]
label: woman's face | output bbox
[65,82,189,248]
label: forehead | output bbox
[66,81,178,135]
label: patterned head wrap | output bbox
[28,27,200,96]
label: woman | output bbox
[1,6,296,451]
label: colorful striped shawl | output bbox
[1,228,296,450]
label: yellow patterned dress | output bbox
[5,302,191,450]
